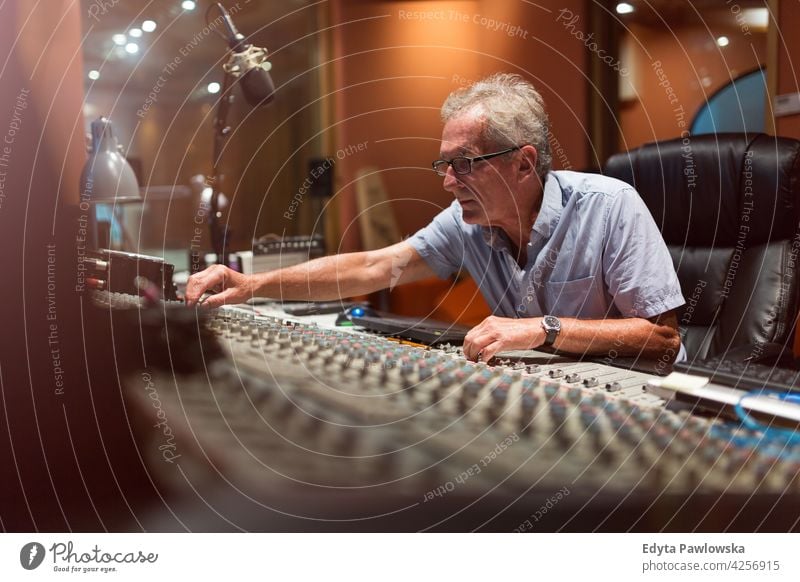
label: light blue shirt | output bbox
[408,171,686,358]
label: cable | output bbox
[707,389,800,461]
[734,389,800,443]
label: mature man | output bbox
[186,73,685,363]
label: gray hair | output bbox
[441,73,552,177]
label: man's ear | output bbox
[518,145,538,179]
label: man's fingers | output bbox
[479,341,504,363]
[464,328,497,362]
[465,339,503,363]
[199,287,238,309]
[185,266,226,305]
[463,336,480,360]
[464,332,493,361]
[185,273,211,305]
[464,322,490,360]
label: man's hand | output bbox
[184,264,255,307]
[463,316,545,362]
[462,311,682,364]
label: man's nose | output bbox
[442,166,460,191]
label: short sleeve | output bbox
[406,200,467,279]
[602,188,685,318]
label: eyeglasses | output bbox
[431,146,521,176]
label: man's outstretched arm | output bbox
[463,310,681,363]
[184,241,435,307]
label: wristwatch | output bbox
[541,315,561,346]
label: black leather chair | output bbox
[605,133,800,360]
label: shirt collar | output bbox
[480,172,563,251]
[531,172,564,240]
[481,224,510,251]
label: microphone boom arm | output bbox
[208,68,235,267]
[204,2,275,267]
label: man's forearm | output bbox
[553,316,681,361]
[184,240,433,307]
[252,252,385,301]
[462,311,681,364]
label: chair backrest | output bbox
[604,133,800,359]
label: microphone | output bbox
[216,2,275,107]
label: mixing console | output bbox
[116,299,800,531]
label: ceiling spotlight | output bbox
[741,8,769,30]
[112,33,126,46]
[142,20,157,32]
[181,1,196,10]
[716,36,730,47]
[125,42,139,54]
[616,2,635,14]
[88,70,100,80]
[207,82,221,94]
[129,28,142,38]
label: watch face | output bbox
[543,315,560,330]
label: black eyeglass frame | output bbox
[431,146,521,176]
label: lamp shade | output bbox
[79,117,140,203]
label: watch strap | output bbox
[542,315,560,346]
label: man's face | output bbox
[438,115,520,228]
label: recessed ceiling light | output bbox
[142,20,157,33]
[125,42,139,54]
[716,36,730,47]
[742,8,769,30]
[616,3,635,15]
[207,82,221,94]
[112,34,126,46]
[129,28,142,38]
[88,70,100,80]
[181,1,196,10]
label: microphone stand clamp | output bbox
[222,45,272,78]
